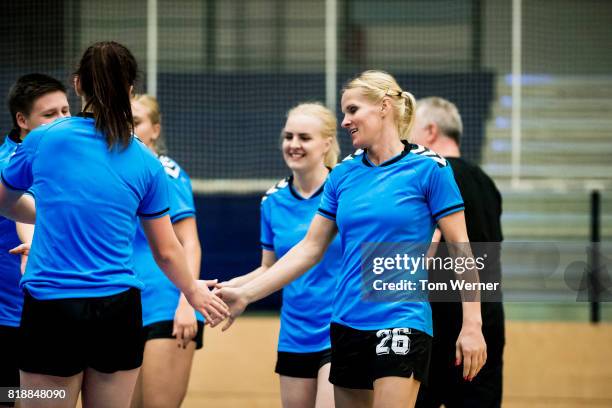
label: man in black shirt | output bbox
[410,97,505,408]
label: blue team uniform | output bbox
[0,130,25,327]
[261,175,342,353]
[133,154,203,326]
[0,113,170,300]
[317,141,464,336]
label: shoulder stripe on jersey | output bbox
[341,149,364,162]
[159,155,181,179]
[432,203,464,220]
[411,145,448,168]
[318,208,336,218]
[138,207,170,218]
[262,176,290,202]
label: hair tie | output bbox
[385,89,401,97]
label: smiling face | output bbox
[340,88,384,149]
[17,90,70,136]
[282,112,331,173]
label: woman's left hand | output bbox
[9,242,30,275]
[455,322,487,381]
[173,302,198,349]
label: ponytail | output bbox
[399,90,417,139]
[75,41,138,148]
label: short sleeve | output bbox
[1,128,44,191]
[260,198,274,251]
[317,175,338,221]
[425,162,465,221]
[137,164,170,219]
[168,171,196,223]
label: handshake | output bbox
[184,278,250,331]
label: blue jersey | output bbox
[0,113,170,300]
[261,175,342,352]
[133,154,203,326]
[0,130,24,326]
[317,142,464,336]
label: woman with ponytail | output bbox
[0,41,228,407]
[217,71,486,408]
[220,102,341,408]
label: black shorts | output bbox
[143,320,204,350]
[275,348,332,378]
[0,325,20,406]
[19,288,143,377]
[329,323,432,390]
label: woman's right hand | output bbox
[183,281,230,326]
[215,277,242,289]
[213,286,249,331]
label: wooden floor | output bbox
[184,317,281,408]
[182,317,612,407]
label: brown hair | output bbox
[7,73,67,129]
[74,41,137,148]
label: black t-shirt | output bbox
[447,157,502,243]
[431,157,505,355]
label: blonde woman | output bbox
[130,94,205,408]
[221,102,341,408]
[217,71,486,408]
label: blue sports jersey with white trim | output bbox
[0,130,24,326]
[261,175,341,353]
[0,115,170,300]
[133,154,203,326]
[317,142,464,336]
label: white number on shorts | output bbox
[390,328,411,355]
[376,328,411,355]
[376,329,392,355]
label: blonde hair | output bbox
[286,102,340,168]
[342,70,416,139]
[416,97,463,145]
[132,93,167,154]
